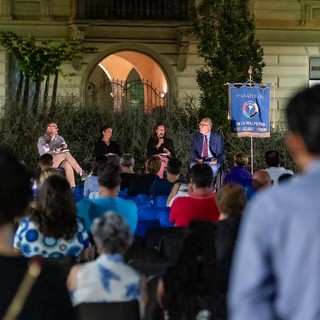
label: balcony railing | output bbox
[74,0,193,20]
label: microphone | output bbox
[159,134,163,138]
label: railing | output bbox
[74,0,193,20]
[88,79,167,110]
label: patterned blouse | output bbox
[14,217,90,258]
[71,254,142,306]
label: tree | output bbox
[192,0,265,132]
[0,31,82,114]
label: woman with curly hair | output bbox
[14,175,90,258]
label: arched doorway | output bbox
[87,51,168,111]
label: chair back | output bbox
[154,195,168,207]
[157,210,173,227]
[134,219,160,238]
[145,227,178,250]
[43,255,77,282]
[75,300,140,320]
[158,229,186,261]
[138,207,168,221]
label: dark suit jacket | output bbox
[191,131,224,164]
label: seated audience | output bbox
[157,221,220,320]
[38,153,54,171]
[263,150,294,185]
[77,165,138,233]
[67,211,146,311]
[246,170,272,200]
[14,175,90,259]
[215,183,247,295]
[127,156,161,196]
[223,152,252,189]
[120,154,140,191]
[0,145,74,319]
[170,163,220,227]
[94,125,121,158]
[150,157,182,199]
[83,155,108,198]
[166,180,188,207]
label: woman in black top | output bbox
[147,123,175,158]
[94,125,121,158]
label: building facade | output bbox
[0,0,319,119]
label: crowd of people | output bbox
[2,84,320,319]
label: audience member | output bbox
[94,125,121,158]
[37,120,83,188]
[150,157,182,199]
[38,153,53,170]
[170,163,220,226]
[157,221,220,320]
[120,154,140,191]
[127,156,161,196]
[223,152,252,188]
[278,172,294,184]
[229,84,320,320]
[166,179,188,207]
[191,117,224,177]
[14,175,90,259]
[215,184,247,296]
[67,211,146,313]
[83,155,108,198]
[77,165,138,233]
[246,170,272,199]
[0,145,74,319]
[263,150,294,185]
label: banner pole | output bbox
[250,137,254,174]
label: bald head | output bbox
[252,170,272,191]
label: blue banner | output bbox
[229,83,271,137]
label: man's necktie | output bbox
[203,135,208,159]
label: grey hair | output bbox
[91,211,133,254]
[120,154,135,168]
[201,117,212,127]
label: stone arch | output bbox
[81,42,176,109]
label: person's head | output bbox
[93,155,109,176]
[167,158,182,176]
[199,117,212,135]
[99,125,113,140]
[216,183,247,218]
[265,150,281,168]
[38,153,53,170]
[45,120,58,136]
[286,85,320,169]
[279,153,286,167]
[107,154,120,167]
[98,164,121,189]
[39,168,61,186]
[152,123,167,139]
[120,154,135,169]
[91,211,133,254]
[189,163,213,189]
[0,145,32,226]
[252,170,272,191]
[145,156,162,174]
[234,152,249,167]
[33,174,77,239]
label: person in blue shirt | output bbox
[150,157,182,199]
[229,84,320,320]
[223,152,252,189]
[77,164,137,233]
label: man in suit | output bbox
[191,117,224,177]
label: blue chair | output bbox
[154,195,168,207]
[137,207,168,221]
[157,209,173,227]
[134,219,160,238]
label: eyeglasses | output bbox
[199,124,210,127]
[48,125,58,128]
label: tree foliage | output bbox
[0,31,82,114]
[192,0,265,132]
